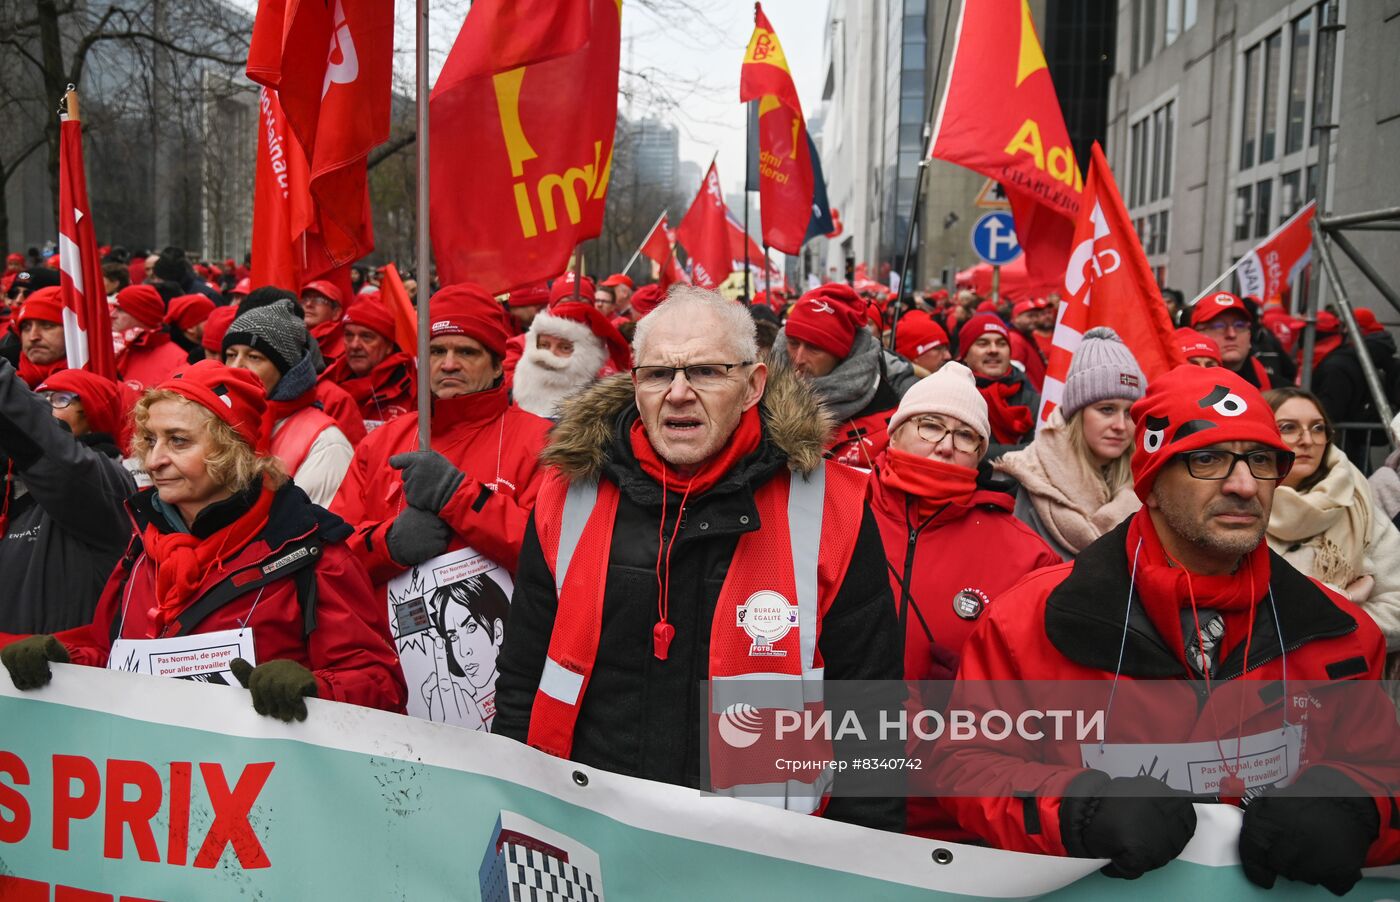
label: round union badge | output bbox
[952,588,989,621]
[736,590,798,657]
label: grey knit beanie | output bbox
[1060,326,1145,418]
[222,300,310,376]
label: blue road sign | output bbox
[970,211,1023,265]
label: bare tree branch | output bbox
[368,131,416,170]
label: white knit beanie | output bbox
[1060,326,1145,418]
[888,361,991,445]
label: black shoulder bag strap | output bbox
[164,538,324,638]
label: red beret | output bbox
[116,284,166,329]
[156,360,269,454]
[202,306,239,353]
[957,313,1010,359]
[630,284,665,319]
[1129,365,1288,501]
[344,298,398,344]
[429,282,510,359]
[166,294,216,332]
[18,287,65,326]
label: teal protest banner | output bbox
[0,665,1396,899]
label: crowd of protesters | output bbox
[3,240,1400,892]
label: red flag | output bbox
[379,263,418,359]
[739,4,814,254]
[725,208,765,268]
[1231,201,1316,307]
[56,102,115,379]
[677,162,733,290]
[640,214,688,290]
[430,0,619,293]
[246,0,392,266]
[1039,143,1184,423]
[930,0,1081,290]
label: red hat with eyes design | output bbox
[1128,364,1290,501]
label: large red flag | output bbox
[1039,143,1183,423]
[57,97,114,379]
[676,162,733,290]
[1231,200,1316,307]
[246,0,392,266]
[930,0,1081,291]
[430,0,618,293]
[739,4,814,254]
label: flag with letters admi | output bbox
[1039,143,1183,424]
[930,0,1080,294]
[677,162,733,290]
[739,3,814,255]
[430,0,616,293]
[57,104,115,378]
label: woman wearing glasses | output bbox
[867,361,1059,838]
[995,328,1146,560]
[1264,387,1400,644]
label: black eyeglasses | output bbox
[40,390,80,410]
[631,362,752,392]
[1175,448,1295,481]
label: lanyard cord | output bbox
[653,469,695,661]
[1099,539,1142,752]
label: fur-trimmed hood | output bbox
[541,365,832,483]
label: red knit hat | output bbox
[1129,365,1289,501]
[18,287,65,325]
[344,298,397,344]
[1175,327,1221,364]
[1190,291,1253,327]
[532,301,632,372]
[786,285,864,358]
[116,284,166,329]
[1354,308,1384,335]
[166,294,215,332]
[429,282,510,359]
[37,369,132,449]
[630,284,665,319]
[5,253,22,266]
[301,279,344,307]
[230,277,252,297]
[957,313,1010,359]
[507,282,550,308]
[549,273,595,306]
[202,306,238,354]
[157,360,269,454]
[894,311,950,361]
[600,273,633,289]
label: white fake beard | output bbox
[512,338,608,418]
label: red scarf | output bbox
[878,449,978,519]
[264,386,318,433]
[629,405,763,496]
[979,379,1033,444]
[114,327,173,372]
[16,353,66,389]
[140,484,276,637]
[1126,508,1272,671]
[325,352,413,409]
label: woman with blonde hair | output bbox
[1265,386,1400,647]
[995,327,1145,559]
[0,360,406,720]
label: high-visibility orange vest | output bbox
[271,406,337,477]
[525,461,867,813]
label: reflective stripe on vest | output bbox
[271,407,336,477]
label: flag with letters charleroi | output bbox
[429,0,618,293]
[930,0,1081,293]
[1038,143,1183,424]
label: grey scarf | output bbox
[772,328,881,421]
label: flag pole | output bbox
[744,103,753,299]
[622,209,667,277]
[890,0,956,351]
[764,245,771,298]
[414,0,431,451]
[572,244,584,299]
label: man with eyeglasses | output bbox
[300,279,348,366]
[1189,291,1281,390]
[494,285,904,831]
[934,365,1400,891]
[0,358,135,636]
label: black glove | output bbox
[386,506,451,565]
[1240,766,1379,895]
[390,450,466,513]
[1060,772,1197,879]
[1,635,69,690]
[230,658,319,722]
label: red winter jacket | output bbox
[329,383,551,584]
[1009,328,1047,393]
[322,351,415,427]
[934,512,1400,866]
[116,331,189,391]
[315,379,368,445]
[869,466,1060,838]
[48,483,406,713]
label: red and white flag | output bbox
[640,213,688,290]
[677,162,733,290]
[57,101,115,378]
[1231,200,1316,307]
[1039,143,1183,423]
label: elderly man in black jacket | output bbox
[494,286,904,831]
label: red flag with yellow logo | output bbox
[430,0,618,293]
[930,0,1081,292]
[739,4,814,255]
[1038,143,1183,424]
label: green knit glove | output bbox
[230,658,319,722]
[1,635,69,690]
